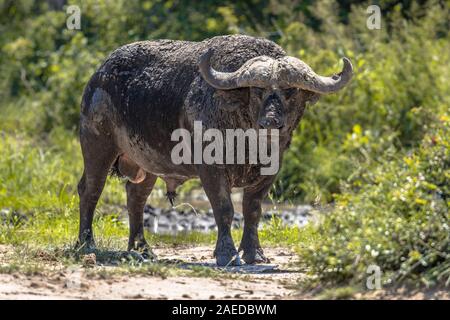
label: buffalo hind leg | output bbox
[239,184,272,264]
[126,173,157,261]
[77,132,118,251]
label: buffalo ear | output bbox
[213,88,249,112]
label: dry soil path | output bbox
[0,246,303,299]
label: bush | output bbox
[299,107,449,287]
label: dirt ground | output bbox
[0,246,303,299]
[0,245,448,300]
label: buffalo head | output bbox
[198,49,353,130]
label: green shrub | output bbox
[299,108,449,287]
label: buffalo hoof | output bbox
[214,235,240,266]
[128,243,157,262]
[216,253,242,267]
[75,239,96,254]
[124,250,156,263]
[122,251,145,262]
[140,247,157,262]
[242,248,270,264]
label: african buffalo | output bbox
[77,35,352,266]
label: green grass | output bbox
[0,200,308,253]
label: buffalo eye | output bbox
[213,88,249,112]
[282,88,298,100]
[252,87,265,99]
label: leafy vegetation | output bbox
[0,0,449,289]
[299,108,449,287]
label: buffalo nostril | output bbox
[273,118,285,129]
[258,119,269,128]
[258,118,284,129]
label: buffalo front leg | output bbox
[199,168,240,266]
[239,184,272,264]
[126,173,157,261]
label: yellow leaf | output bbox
[353,124,362,135]
[415,198,427,205]
[439,115,449,122]
[49,64,60,73]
